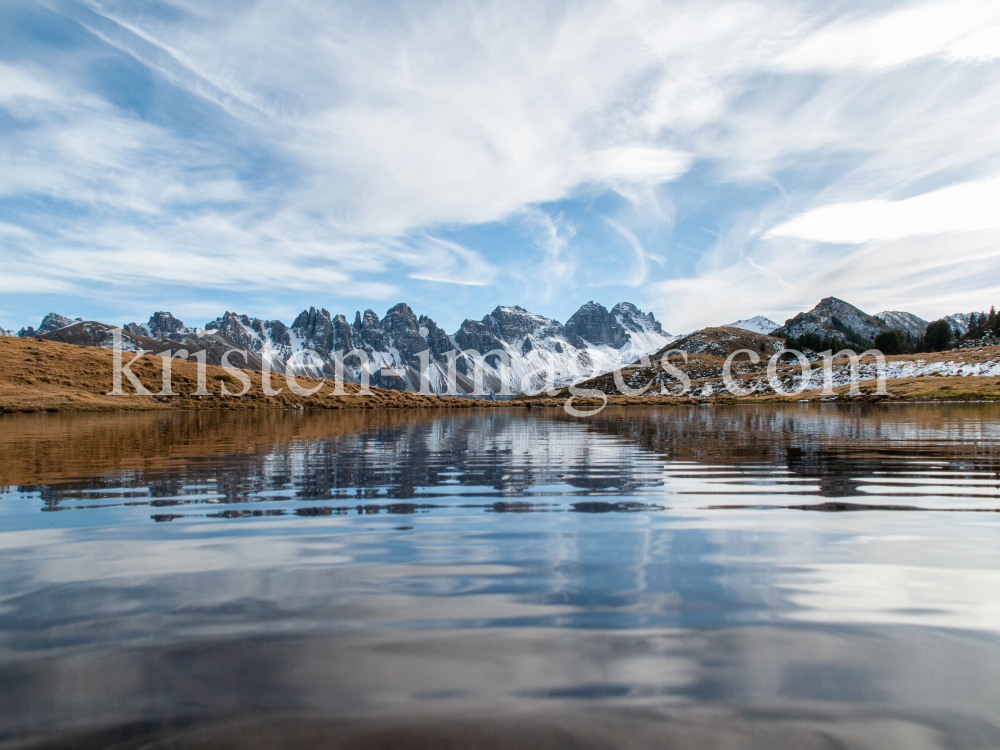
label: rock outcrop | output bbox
[774,297,889,345]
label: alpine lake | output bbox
[2,403,999,749]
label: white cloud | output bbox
[2,0,1000,329]
[0,221,33,239]
[653,226,1000,332]
[589,147,692,186]
[58,0,708,237]
[526,210,578,302]
[766,177,1000,244]
[774,1,1000,72]
[0,269,79,294]
[604,219,648,287]
[405,235,497,287]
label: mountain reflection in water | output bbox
[1,405,999,749]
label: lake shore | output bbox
[3,336,999,413]
[0,336,497,413]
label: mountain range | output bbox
[3,297,986,395]
[8,301,670,396]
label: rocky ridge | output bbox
[13,296,993,396]
[943,313,971,337]
[657,327,784,361]
[774,297,889,345]
[21,300,671,396]
[17,313,79,338]
[874,311,929,339]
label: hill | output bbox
[874,311,929,339]
[3,334,999,413]
[774,297,888,346]
[656,326,784,359]
[534,342,1000,404]
[723,316,779,334]
[0,336,496,413]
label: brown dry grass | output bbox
[518,372,1000,410]
[526,345,1000,407]
[2,336,999,414]
[0,336,503,413]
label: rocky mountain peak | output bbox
[40,312,77,333]
[291,307,332,339]
[455,318,504,355]
[487,305,561,343]
[566,301,618,348]
[292,307,327,329]
[205,311,242,331]
[147,311,185,337]
[418,315,453,358]
[611,302,663,334]
[356,309,388,351]
[19,312,77,337]
[289,307,347,354]
[875,311,928,339]
[11,298,671,395]
[564,301,664,349]
[776,296,888,344]
[382,303,420,337]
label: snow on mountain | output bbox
[18,312,79,338]
[943,313,971,336]
[774,297,889,343]
[106,301,671,396]
[444,302,671,394]
[16,298,996,394]
[723,316,779,335]
[124,311,201,340]
[875,311,929,339]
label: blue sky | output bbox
[2,0,1000,335]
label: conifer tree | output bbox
[874,329,910,355]
[924,320,953,352]
[968,312,984,340]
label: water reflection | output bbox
[1,405,999,749]
[4,405,999,520]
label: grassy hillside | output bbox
[0,336,490,413]
[2,335,999,413]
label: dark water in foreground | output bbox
[1,404,999,749]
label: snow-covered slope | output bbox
[774,297,889,343]
[723,316,779,334]
[943,313,971,337]
[733,354,1000,396]
[875,311,929,339]
[108,301,672,395]
[445,302,671,394]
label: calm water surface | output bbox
[1,404,999,749]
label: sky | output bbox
[2,0,1000,335]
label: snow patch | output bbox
[724,316,779,335]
